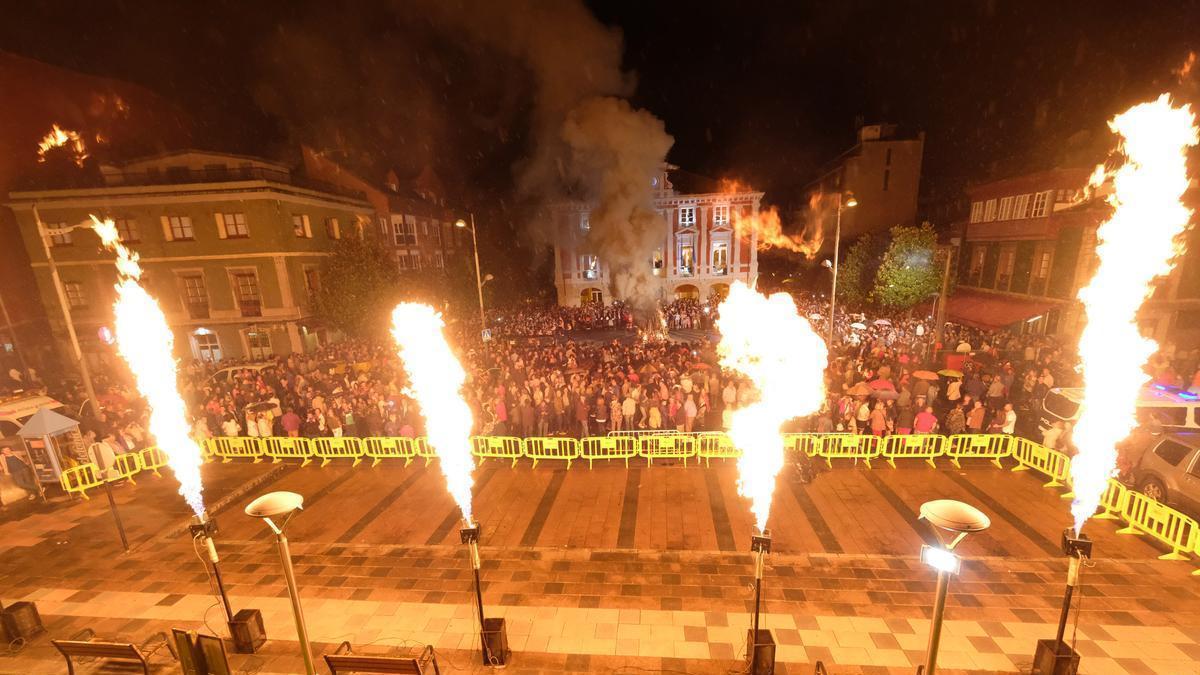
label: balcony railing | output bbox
[185,301,210,320]
[238,300,262,318]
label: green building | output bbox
[7,150,374,366]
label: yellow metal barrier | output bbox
[261,437,313,466]
[414,437,437,466]
[311,437,364,467]
[639,434,696,466]
[1117,489,1199,561]
[60,463,103,499]
[138,446,170,477]
[364,437,416,467]
[110,452,142,484]
[696,432,740,467]
[819,435,880,469]
[784,433,824,457]
[209,437,264,463]
[1093,478,1127,521]
[471,436,525,466]
[525,437,580,468]
[945,434,1010,469]
[881,435,943,469]
[579,436,639,468]
[1010,437,1070,488]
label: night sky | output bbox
[3,1,1199,215]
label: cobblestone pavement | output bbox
[1,458,1197,674]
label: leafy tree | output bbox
[835,234,885,308]
[314,236,404,337]
[872,224,943,309]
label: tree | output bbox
[872,224,943,309]
[314,236,404,337]
[835,234,885,308]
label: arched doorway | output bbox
[580,288,603,305]
[709,283,730,302]
[674,284,700,300]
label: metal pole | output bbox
[751,547,764,674]
[33,205,99,419]
[933,244,953,351]
[102,479,130,551]
[828,201,842,348]
[924,569,951,675]
[469,538,491,664]
[469,214,486,333]
[1054,554,1082,651]
[203,536,236,624]
[274,532,316,675]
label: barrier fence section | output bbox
[524,437,580,468]
[46,430,1200,572]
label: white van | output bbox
[1038,384,1200,435]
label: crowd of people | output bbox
[39,294,1200,478]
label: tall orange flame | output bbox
[37,124,88,167]
[1071,95,1197,533]
[721,179,823,257]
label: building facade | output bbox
[553,166,761,306]
[952,167,1200,343]
[7,150,373,365]
[805,124,924,242]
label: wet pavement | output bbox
[1,457,1197,674]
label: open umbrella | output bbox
[912,370,940,381]
[938,369,963,378]
[809,313,824,321]
[873,318,892,326]
[872,389,900,400]
[848,382,872,397]
[868,379,896,391]
[850,322,867,330]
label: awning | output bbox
[945,289,1056,331]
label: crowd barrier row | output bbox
[54,432,1199,573]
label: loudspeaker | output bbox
[1032,639,1080,675]
[1,602,44,640]
[228,608,266,654]
[481,617,510,666]
[746,628,776,675]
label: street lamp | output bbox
[245,491,315,675]
[455,216,488,337]
[919,499,990,675]
[32,207,101,418]
[826,192,857,348]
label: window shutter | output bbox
[160,216,174,242]
[302,215,312,238]
[214,213,227,239]
[330,218,340,239]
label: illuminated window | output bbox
[180,274,209,319]
[246,331,273,360]
[969,202,983,223]
[221,213,248,238]
[1013,194,1030,219]
[581,254,599,280]
[324,217,340,239]
[997,197,1014,221]
[713,205,730,227]
[983,199,997,222]
[652,249,664,274]
[231,271,261,317]
[679,206,696,227]
[168,215,194,240]
[580,214,590,232]
[1031,191,1051,218]
[711,240,730,275]
[292,214,311,238]
[677,233,695,276]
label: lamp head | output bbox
[455,219,468,229]
[920,499,990,534]
[844,193,858,208]
[245,491,304,519]
[821,259,833,269]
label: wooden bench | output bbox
[53,629,176,674]
[325,642,440,675]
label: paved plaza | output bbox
[2,455,1198,674]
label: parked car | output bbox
[1130,433,1200,520]
[1039,384,1200,435]
[207,363,273,385]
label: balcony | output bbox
[185,301,210,320]
[238,300,262,318]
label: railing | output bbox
[52,432,1200,573]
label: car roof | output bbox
[1161,432,1200,450]
[1053,385,1200,406]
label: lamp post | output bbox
[32,206,100,418]
[455,216,488,336]
[245,491,314,675]
[826,192,857,348]
[918,499,990,675]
